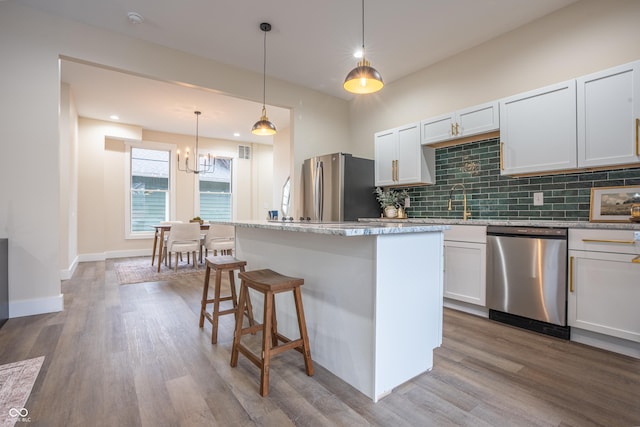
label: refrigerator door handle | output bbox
[314,160,324,221]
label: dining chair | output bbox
[165,222,201,271]
[160,220,183,266]
[202,224,235,259]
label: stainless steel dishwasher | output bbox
[486,225,570,339]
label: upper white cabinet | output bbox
[374,122,435,186]
[421,101,499,145]
[577,61,640,168]
[499,80,577,175]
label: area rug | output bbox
[0,356,44,427]
[114,257,206,285]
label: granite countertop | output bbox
[213,220,449,237]
[362,217,640,230]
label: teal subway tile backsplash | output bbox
[403,138,640,221]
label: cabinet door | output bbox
[443,241,486,306]
[577,61,640,168]
[374,129,396,186]
[421,114,455,145]
[457,101,499,137]
[568,250,640,343]
[396,123,421,184]
[499,80,577,175]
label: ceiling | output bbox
[18,0,579,143]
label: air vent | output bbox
[238,145,251,160]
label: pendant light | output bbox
[344,0,383,94]
[177,111,215,174]
[252,22,277,136]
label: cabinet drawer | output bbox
[444,225,487,243]
[569,229,640,255]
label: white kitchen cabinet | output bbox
[421,101,499,145]
[374,122,435,186]
[577,61,640,168]
[499,80,577,175]
[443,225,486,306]
[568,229,640,343]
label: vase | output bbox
[384,206,398,218]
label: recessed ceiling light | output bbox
[127,12,144,25]
[233,132,240,137]
[109,115,119,120]
[353,49,363,59]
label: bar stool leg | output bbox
[230,283,247,368]
[199,264,211,328]
[260,290,274,397]
[211,268,223,344]
[233,266,255,328]
[293,287,314,376]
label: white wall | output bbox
[74,120,275,260]
[349,0,640,157]
[0,2,349,317]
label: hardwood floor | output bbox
[1,259,639,426]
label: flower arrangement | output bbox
[374,187,409,208]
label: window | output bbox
[125,142,175,238]
[199,157,232,220]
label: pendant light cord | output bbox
[262,29,267,109]
[361,0,365,57]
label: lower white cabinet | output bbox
[568,229,640,343]
[443,225,486,306]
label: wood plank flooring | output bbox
[1,259,639,426]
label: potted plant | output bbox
[374,187,408,218]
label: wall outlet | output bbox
[533,192,544,206]
[634,231,640,241]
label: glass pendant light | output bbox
[252,22,277,136]
[344,0,383,94]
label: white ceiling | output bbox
[18,0,579,143]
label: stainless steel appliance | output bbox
[302,153,380,222]
[486,225,570,339]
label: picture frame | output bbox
[589,185,640,223]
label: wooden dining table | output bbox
[150,223,210,272]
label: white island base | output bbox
[233,223,445,402]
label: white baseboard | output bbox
[571,328,640,359]
[76,249,151,263]
[60,255,79,280]
[444,298,489,318]
[10,293,64,318]
[105,249,151,259]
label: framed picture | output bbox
[589,185,640,222]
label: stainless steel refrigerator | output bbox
[302,153,380,222]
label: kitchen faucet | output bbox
[448,183,471,220]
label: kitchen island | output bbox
[218,220,448,402]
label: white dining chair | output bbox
[165,222,201,271]
[203,224,235,258]
[160,220,183,266]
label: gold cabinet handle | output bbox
[581,239,636,244]
[569,256,574,293]
[451,123,455,136]
[500,142,504,171]
[455,123,460,136]
[391,160,395,182]
[633,255,640,264]
[636,119,640,157]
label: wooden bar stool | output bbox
[200,255,254,344]
[230,269,314,397]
